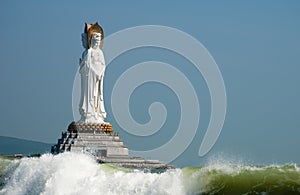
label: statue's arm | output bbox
[100,50,106,67]
[99,50,106,100]
[100,74,104,101]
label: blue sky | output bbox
[0,1,299,167]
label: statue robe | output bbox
[78,47,106,123]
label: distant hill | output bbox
[0,136,52,156]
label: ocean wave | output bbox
[182,163,300,194]
[0,153,184,195]
[1,153,300,194]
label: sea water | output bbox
[0,153,300,195]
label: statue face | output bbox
[91,33,101,47]
[81,33,88,49]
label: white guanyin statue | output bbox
[78,22,107,123]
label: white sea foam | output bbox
[0,153,184,195]
[2,153,299,194]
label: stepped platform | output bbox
[51,122,174,169]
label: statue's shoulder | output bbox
[99,49,104,55]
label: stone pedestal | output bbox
[51,122,128,158]
[51,122,174,169]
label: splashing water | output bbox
[1,153,300,195]
[0,153,184,195]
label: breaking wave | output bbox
[0,153,183,195]
[1,153,300,194]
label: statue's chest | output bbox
[90,50,103,64]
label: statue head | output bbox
[81,33,88,49]
[84,22,104,49]
[90,33,102,49]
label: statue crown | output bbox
[84,22,104,48]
